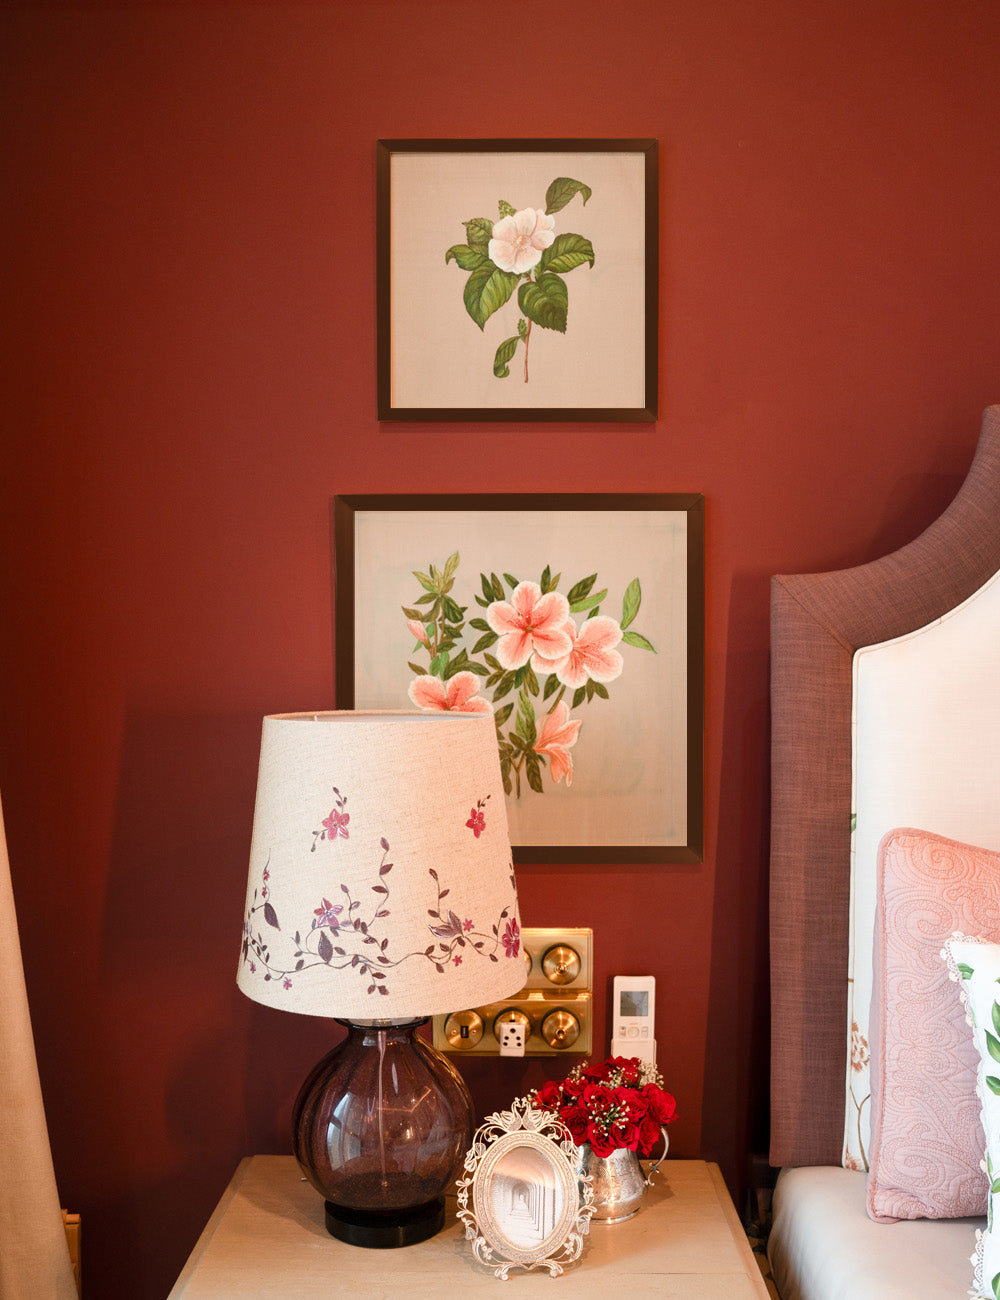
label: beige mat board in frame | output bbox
[333,494,704,864]
[376,139,658,421]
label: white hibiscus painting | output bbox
[445,177,595,385]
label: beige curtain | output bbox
[0,793,79,1299]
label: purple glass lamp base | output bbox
[292,1018,474,1249]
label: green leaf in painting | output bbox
[993,1000,1000,1036]
[518,273,568,333]
[493,702,514,729]
[442,595,464,623]
[525,750,544,793]
[538,232,595,276]
[621,577,641,629]
[566,573,598,604]
[446,244,488,270]
[490,573,505,600]
[988,1031,1000,1064]
[472,631,498,654]
[503,573,519,589]
[493,335,519,378]
[463,217,494,250]
[443,551,460,581]
[544,177,592,214]
[988,1075,1000,1096]
[515,693,536,745]
[543,673,561,700]
[464,265,519,330]
[407,662,427,675]
[958,963,974,979]
[569,587,607,613]
[622,629,656,652]
[572,686,586,709]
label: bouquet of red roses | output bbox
[530,1055,677,1158]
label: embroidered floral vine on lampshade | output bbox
[238,711,523,1021]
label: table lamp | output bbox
[237,710,523,1248]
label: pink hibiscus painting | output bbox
[401,551,655,798]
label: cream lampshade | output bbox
[237,710,523,1247]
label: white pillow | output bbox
[943,935,1000,1299]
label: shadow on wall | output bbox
[700,571,772,1209]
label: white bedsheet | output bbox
[767,1166,982,1300]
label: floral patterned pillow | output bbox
[943,936,1000,1300]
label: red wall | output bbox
[2,2,998,1294]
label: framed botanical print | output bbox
[376,139,658,421]
[333,493,703,864]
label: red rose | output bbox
[641,1084,677,1125]
[589,1125,617,1158]
[610,1119,640,1151]
[637,1114,663,1156]
[609,1055,642,1085]
[535,1081,563,1111]
[582,1083,615,1120]
[561,1104,590,1145]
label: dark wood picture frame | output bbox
[332,494,703,864]
[376,139,658,422]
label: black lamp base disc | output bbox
[324,1197,445,1248]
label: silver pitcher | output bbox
[574,1127,669,1222]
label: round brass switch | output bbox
[542,944,581,985]
[541,1009,581,1050]
[443,1009,484,1049]
[493,1007,531,1041]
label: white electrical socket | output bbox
[498,1021,526,1057]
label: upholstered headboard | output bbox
[769,405,1000,1168]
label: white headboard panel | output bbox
[845,568,1000,1169]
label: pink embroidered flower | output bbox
[488,207,556,274]
[532,616,624,689]
[314,898,343,928]
[453,955,462,966]
[322,808,350,840]
[466,807,486,837]
[502,917,521,958]
[407,670,492,713]
[486,582,573,671]
[463,918,474,932]
[405,618,431,649]
[282,977,293,990]
[533,701,582,787]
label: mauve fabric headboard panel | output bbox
[769,405,1000,1168]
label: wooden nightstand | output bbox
[169,1156,771,1297]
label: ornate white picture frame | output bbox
[456,1097,594,1279]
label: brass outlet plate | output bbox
[432,927,592,1056]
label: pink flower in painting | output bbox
[533,701,582,787]
[488,208,556,274]
[486,582,573,671]
[502,917,521,958]
[322,808,350,840]
[533,616,624,690]
[466,807,486,837]
[408,670,492,713]
[405,618,431,649]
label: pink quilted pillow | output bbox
[867,828,1000,1222]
